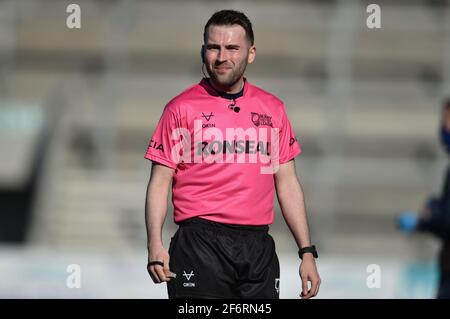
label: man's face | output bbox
[204,24,255,89]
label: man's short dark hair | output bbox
[203,10,254,46]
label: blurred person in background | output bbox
[144,9,320,299]
[398,98,450,299]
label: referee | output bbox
[145,9,321,299]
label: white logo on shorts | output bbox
[182,270,195,287]
[182,270,194,281]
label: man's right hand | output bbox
[147,245,175,283]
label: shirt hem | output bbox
[144,153,177,169]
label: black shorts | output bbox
[167,217,280,299]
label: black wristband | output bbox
[298,245,318,260]
[148,261,164,267]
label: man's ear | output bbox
[247,46,256,64]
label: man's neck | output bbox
[209,76,244,95]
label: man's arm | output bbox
[145,162,175,283]
[418,168,450,239]
[274,159,321,298]
[418,198,450,239]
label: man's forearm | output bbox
[145,180,170,252]
[276,175,312,249]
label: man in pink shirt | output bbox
[145,9,320,299]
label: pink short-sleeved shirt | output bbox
[145,78,301,225]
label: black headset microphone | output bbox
[201,46,208,78]
[201,46,240,113]
[228,100,240,113]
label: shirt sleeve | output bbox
[278,104,302,164]
[144,107,180,169]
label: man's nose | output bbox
[217,49,228,62]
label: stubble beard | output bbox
[207,59,248,90]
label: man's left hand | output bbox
[299,254,321,299]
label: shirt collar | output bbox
[200,77,248,100]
